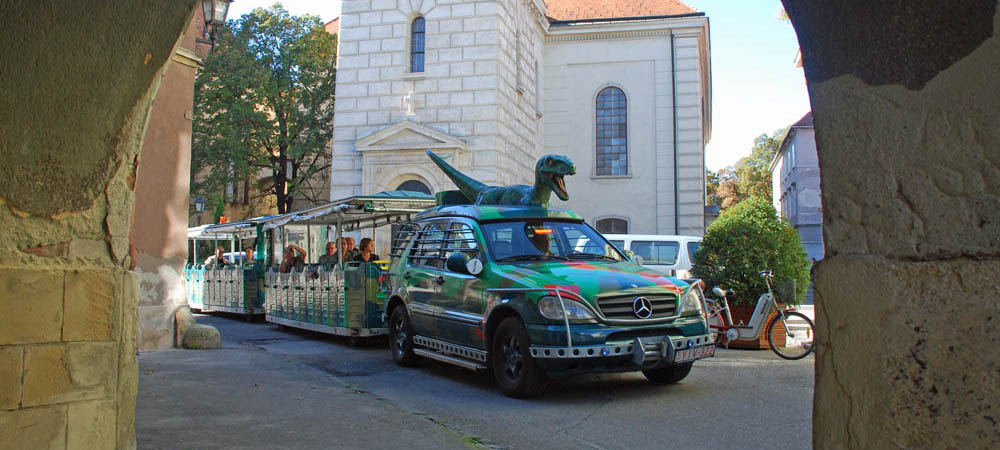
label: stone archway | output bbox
[784,1,999,447]
[3,1,998,447]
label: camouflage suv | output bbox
[385,204,714,397]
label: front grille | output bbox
[597,294,677,320]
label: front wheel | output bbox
[767,311,815,360]
[491,317,550,398]
[388,306,420,367]
[642,362,693,384]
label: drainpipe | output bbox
[671,33,680,234]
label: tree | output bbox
[713,129,785,209]
[193,5,337,214]
[691,196,810,306]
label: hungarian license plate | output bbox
[674,344,715,363]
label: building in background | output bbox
[331,0,712,253]
[770,111,822,301]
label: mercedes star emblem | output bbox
[632,297,653,319]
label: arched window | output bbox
[596,218,628,234]
[596,87,627,176]
[410,17,425,73]
[396,179,431,194]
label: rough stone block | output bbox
[63,269,114,342]
[182,324,221,349]
[22,343,116,407]
[117,271,139,449]
[360,11,382,25]
[814,256,1000,448]
[339,27,371,43]
[337,55,370,70]
[451,3,474,17]
[369,82,391,96]
[450,92,473,105]
[67,400,115,449]
[0,347,22,410]
[370,25,393,39]
[358,40,381,54]
[370,53,391,67]
[439,48,463,62]
[439,19,463,33]
[463,45,496,60]
[381,37,405,52]
[0,268,63,345]
[0,405,67,450]
[341,0,372,14]
[358,68,380,83]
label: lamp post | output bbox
[196,0,233,50]
[194,196,205,226]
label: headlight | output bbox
[538,296,596,320]
[678,287,703,315]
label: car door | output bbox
[431,220,486,348]
[401,221,448,335]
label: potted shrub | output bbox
[691,197,811,349]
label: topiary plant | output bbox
[691,196,811,306]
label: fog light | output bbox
[687,340,694,348]
[601,347,611,356]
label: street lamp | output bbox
[197,0,233,50]
[194,195,205,226]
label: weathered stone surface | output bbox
[814,256,1000,448]
[117,271,140,449]
[0,405,67,450]
[0,268,64,345]
[0,347,22,410]
[69,238,111,261]
[22,343,116,407]
[175,306,195,347]
[63,269,115,341]
[67,400,116,449]
[182,324,222,349]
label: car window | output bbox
[609,240,625,252]
[687,241,700,260]
[443,222,480,269]
[481,220,625,261]
[631,240,680,265]
[409,222,448,269]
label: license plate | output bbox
[674,344,715,363]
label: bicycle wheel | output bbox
[766,311,815,360]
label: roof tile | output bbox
[544,0,699,22]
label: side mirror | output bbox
[712,286,727,297]
[446,252,483,276]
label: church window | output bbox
[596,87,628,176]
[396,179,431,194]
[596,218,629,234]
[410,17,425,73]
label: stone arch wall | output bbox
[783,1,1000,447]
[0,1,199,447]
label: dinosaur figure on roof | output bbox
[427,150,576,207]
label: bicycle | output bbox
[704,270,816,360]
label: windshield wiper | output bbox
[566,252,619,261]
[495,254,568,262]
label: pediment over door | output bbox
[354,120,467,152]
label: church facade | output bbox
[332,0,711,245]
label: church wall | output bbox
[544,23,708,235]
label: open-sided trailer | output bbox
[185,215,278,316]
[261,192,436,342]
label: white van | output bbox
[602,234,702,278]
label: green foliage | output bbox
[691,197,810,306]
[714,130,785,209]
[193,5,337,214]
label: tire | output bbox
[642,362,694,384]
[388,306,420,367]
[490,317,550,398]
[767,311,815,360]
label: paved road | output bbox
[138,314,813,449]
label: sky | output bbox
[225,0,811,171]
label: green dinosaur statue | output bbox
[427,150,576,207]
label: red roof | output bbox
[324,17,339,35]
[544,0,699,22]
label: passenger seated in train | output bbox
[279,244,307,273]
[203,246,228,269]
[352,238,380,263]
[317,240,346,266]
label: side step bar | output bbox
[413,348,486,371]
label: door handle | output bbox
[434,276,445,285]
[403,272,411,279]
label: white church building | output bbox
[331,0,712,246]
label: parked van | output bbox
[602,234,702,278]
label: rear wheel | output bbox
[388,306,420,366]
[491,317,550,398]
[642,362,693,384]
[767,311,815,360]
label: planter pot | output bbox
[726,303,784,350]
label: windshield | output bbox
[481,220,626,262]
